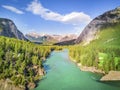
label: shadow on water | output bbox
[90,73,120,87]
[43,64,51,73]
[35,61,51,88]
[92,78,120,87]
[35,64,50,88]
[99,81,120,87]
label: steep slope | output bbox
[54,39,76,45]
[69,7,120,74]
[76,7,120,44]
[0,18,27,40]
[91,23,120,46]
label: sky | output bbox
[0,0,120,35]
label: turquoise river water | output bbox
[35,49,120,90]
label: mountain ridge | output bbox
[75,7,120,44]
[25,32,77,44]
[0,18,27,40]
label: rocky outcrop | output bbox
[0,18,27,40]
[76,7,120,44]
[0,79,24,90]
[27,82,36,89]
[101,71,120,81]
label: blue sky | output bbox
[0,0,120,35]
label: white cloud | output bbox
[62,12,91,25]
[26,0,91,25]
[2,5,24,14]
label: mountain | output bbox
[25,32,77,45]
[69,7,120,74]
[0,18,27,40]
[54,39,76,45]
[75,7,120,44]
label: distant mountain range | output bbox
[0,18,27,40]
[25,32,77,45]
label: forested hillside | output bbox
[0,36,62,89]
[69,24,120,73]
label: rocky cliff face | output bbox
[75,7,120,44]
[0,18,27,40]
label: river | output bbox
[35,49,120,90]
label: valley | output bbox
[25,32,77,45]
[0,1,120,90]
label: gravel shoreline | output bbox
[70,57,120,81]
[101,71,120,81]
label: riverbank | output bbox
[101,71,120,81]
[70,57,105,74]
[77,63,105,74]
[69,56,120,81]
[77,62,120,81]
